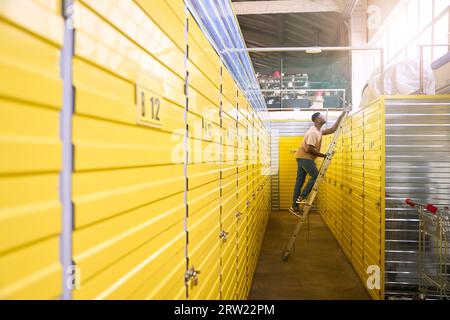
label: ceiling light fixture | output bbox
[305,48,322,54]
[307,28,322,54]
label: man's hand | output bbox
[336,110,347,123]
[326,150,335,158]
[322,110,348,135]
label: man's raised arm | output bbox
[322,110,348,136]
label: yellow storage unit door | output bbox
[71,0,186,300]
[186,16,221,296]
[0,0,63,299]
[187,87,220,300]
[279,136,304,209]
[342,117,352,261]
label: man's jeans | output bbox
[292,158,319,208]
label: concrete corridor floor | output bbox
[248,210,371,300]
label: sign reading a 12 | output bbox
[136,85,163,128]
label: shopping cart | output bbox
[405,198,450,299]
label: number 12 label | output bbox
[136,85,163,129]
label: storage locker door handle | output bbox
[185,267,201,286]
[186,266,201,285]
[219,230,229,240]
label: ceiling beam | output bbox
[238,15,278,28]
[241,24,278,38]
[241,28,280,44]
[332,0,360,46]
[282,21,335,45]
[278,14,284,45]
[342,0,360,19]
[241,27,310,48]
[233,0,344,15]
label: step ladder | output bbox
[282,111,348,262]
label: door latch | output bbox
[185,267,200,286]
[219,230,229,241]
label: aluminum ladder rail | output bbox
[282,111,348,262]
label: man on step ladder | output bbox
[289,111,347,217]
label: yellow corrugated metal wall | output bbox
[278,136,305,209]
[0,0,64,299]
[316,100,385,300]
[220,65,239,300]
[186,11,221,300]
[71,0,186,300]
[0,0,271,300]
[236,89,248,300]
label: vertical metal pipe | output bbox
[60,0,75,300]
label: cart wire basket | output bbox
[406,198,450,299]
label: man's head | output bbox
[311,112,326,125]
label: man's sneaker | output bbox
[296,197,307,205]
[289,207,303,218]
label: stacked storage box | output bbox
[309,96,450,299]
[317,100,385,300]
